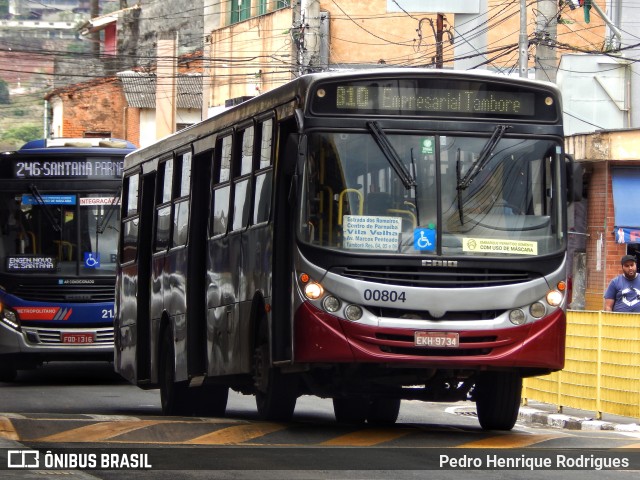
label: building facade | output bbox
[202,1,606,113]
[566,130,640,310]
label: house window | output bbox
[230,0,251,24]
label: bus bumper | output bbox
[293,302,565,371]
[0,321,113,368]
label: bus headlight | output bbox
[529,302,546,318]
[546,290,563,307]
[304,282,324,300]
[344,305,363,321]
[509,309,526,325]
[1,306,20,331]
[322,295,341,313]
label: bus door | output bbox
[185,148,212,378]
[117,170,154,385]
[134,171,155,383]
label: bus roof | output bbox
[16,137,137,155]
[123,68,561,170]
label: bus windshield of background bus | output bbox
[299,132,564,257]
[0,191,120,274]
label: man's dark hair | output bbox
[621,254,637,265]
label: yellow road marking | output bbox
[617,443,640,449]
[320,428,411,446]
[0,417,19,440]
[185,423,287,445]
[35,420,169,442]
[458,434,561,448]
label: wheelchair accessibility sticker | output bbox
[414,227,436,251]
[84,252,100,268]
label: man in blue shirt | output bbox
[604,254,640,312]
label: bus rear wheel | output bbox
[159,327,191,416]
[475,372,522,431]
[253,343,297,421]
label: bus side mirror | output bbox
[565,153,583,203]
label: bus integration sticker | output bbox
[343,215,401,251]
[463,237,538,255]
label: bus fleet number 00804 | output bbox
[363,289,406,303]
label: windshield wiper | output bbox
[455,148,464,224]
[456,124,510,190]
[97,187,122,234]
[29,184,61,233]
[367,121,416,190]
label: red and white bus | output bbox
[115,69,580,430]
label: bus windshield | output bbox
[299,131,564,257]
[0,189,120,275]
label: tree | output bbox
[0,79,9,104]
[0,125,43,150]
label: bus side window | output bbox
[172,151,191,247]
[155,158,173,252]
[210,135,232,237]
[231,126,254,231]
[121,173,139,264]
[253,118,273,225]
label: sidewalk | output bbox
[518,400,640,432]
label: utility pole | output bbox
[535,0,558,83]
[299,0,321,74]
[518,0,528,78]
[90,0,100,58]
[156,32,177,140]
[436,13,444,69]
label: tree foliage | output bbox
[0,125,42,151]
[0,78,9,104]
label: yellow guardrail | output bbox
[523,310,640,420]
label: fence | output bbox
[523,310,640,420]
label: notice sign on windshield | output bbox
[7,255,57,271]
[463,238,538,255]
[343,215,401,251]
[22,194,77,205]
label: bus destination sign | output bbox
[7,255,57,272]
[13,159,124,179]
[335,86,535,116]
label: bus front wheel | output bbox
[474,372,522,431]
[253,342,297,421]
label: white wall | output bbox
[138,108,202,148]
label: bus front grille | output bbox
[22,327,114,345]
[338,266,533,288]
[12,283,116,303]
[376,332,495,356]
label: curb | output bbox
[518,406,640,432]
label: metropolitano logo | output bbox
[7,450,39,469]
